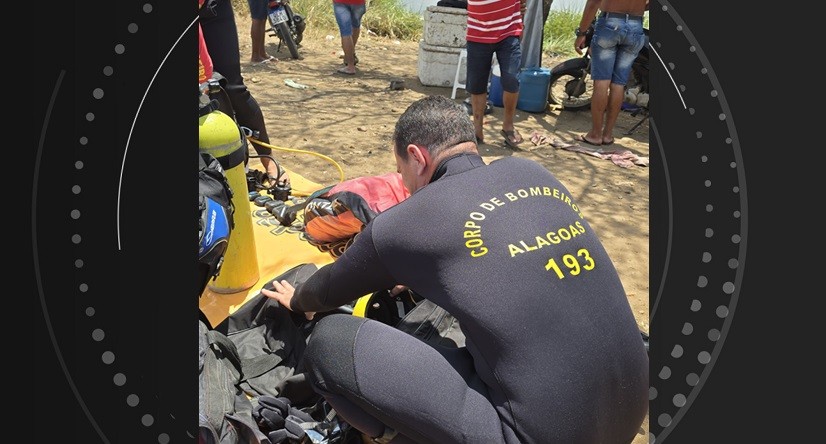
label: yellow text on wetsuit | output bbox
[463,219,488,257]
[461,186,585,258]
[507,221,587,257]
[489,186,584,219]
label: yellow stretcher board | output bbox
[199,167,335,327]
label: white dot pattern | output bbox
[648,4,745,441]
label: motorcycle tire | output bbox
[548,66,594,111]
[292,14,306,45]
[276,21,300,59]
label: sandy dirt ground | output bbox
[232,13,650,442]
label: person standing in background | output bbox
[247,0,276,64]
[333,0,367,75]
[200,0,288,184]
[466,0,525,148]
[575,0,648,146]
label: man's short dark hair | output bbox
[393,95,476,160]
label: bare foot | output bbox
[579,134,602,146]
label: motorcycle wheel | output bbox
[276,21,300,59]
[548,67,594,111]
[292,14,306,45]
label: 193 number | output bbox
[544,248,595,279]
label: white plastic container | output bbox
[423,6,468,48]
[417,41,465,87]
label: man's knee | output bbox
[305,314,367,392]
[500,73,520,93]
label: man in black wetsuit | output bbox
[262,95,648,443]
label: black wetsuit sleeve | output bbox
[290,223,398,313]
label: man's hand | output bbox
[261,280,315,320]
[574,35,587,55]
[389,285,408,296]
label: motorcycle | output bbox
[266,0,306,60]
[547,23,649,134]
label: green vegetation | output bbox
[543,7,650,57]
[542,7,583,57]
[231,0,649,57]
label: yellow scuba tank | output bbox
[198,104,260,293]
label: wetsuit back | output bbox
[294,154,649,443]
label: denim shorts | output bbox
[247,0,269,20]
[590,14,646,85]
[334,3,367,37]
[466,36,522,95]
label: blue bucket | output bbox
[516,67,551,113]
[488,64,504,107]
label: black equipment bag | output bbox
[198,152,235,294]
[198,319,271,444]
[200,264,361,444]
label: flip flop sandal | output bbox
[579,134,602,146]
[251,56,276,66]
[502,129,523,148]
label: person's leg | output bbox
[351,29,360,65]
[351,4,366,64]
[470,93,488,142]
[304,314,506,443]
[341,35,356,70]
[503,79,519,131]
[334,3,357,73]
[248,0,271,63]
[586,79,610,144]
[585,16,621,146]
[465,41,494,142]
[250,18,268,62]
[602,19,647,144]
[496,36,523,146]
[601,83,626,144]
[202,0,282,179]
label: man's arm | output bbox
[574,0,602,54]
[262,223,398,315]
[576,0,602,34]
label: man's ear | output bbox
[407,144,430,176]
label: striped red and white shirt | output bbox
[466,0,523,44]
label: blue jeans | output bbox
[334,3,366,37]
[590,14,646,85]
[466,36,522,95]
